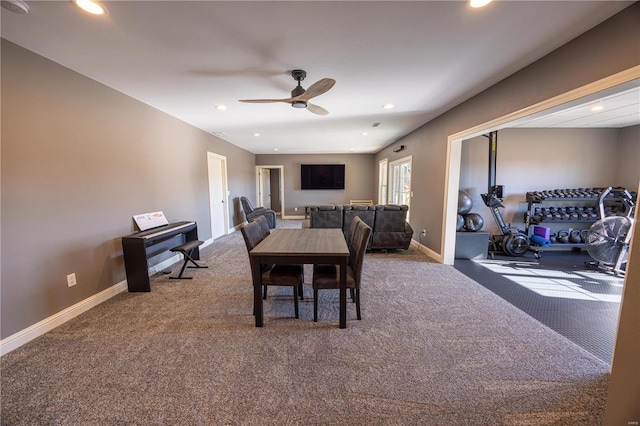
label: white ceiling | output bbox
[513,85,640,129]
[1,1,637,154]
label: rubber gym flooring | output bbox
[454,250,623,364]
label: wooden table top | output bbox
[250,228,349,257]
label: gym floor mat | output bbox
[454,250,623,364]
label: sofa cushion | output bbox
[373,204,408,232]
[343,205,375,242]
[309,205,343,228]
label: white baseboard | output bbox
[411,238,442,263]
[1,280,128,356]
[282,214,306,220]
[147,254,182,276]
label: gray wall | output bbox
[255,154,376,216]
[375,3,640,255]
[615,125,640,190]
[459,128,632,235]
[1,39,256,339]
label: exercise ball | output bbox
[458,191,473,215]
[463,213,484,232]
[456,214,464,231]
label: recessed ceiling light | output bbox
[469,0,492,8]
[215,105,227,111]
[591,105,604,112]
[383,104,395,109]
[273,148,279,151]
[253,133,260,137]
[361,132,368,136]
[73,0,108,15]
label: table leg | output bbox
[339,258,347,329]
[251,257,263,327]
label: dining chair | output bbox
[240,221,304,318]
[253,215,304,301]
[254,215,271,240]
[312,218,372,322]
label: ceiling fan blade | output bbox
[295,78,335,101]
[239,98,294,103]
[307,103,329,116]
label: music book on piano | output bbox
[133,211,169,231]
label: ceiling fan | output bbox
[239,69,335,115]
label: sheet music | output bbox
[133,211,169,231]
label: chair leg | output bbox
[293,286,299,319]
[170,258,191,280]
[170,248,207,280]
[299,280,304,300]
[313,289,318,322]
[263,285,267,299]
[355,289,361,320]
[350,288,356,303]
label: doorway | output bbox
[207,152,229,241]
[443,69,639,265]
[256,165,284,216]
[443,69,639,366]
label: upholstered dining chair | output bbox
[312,217,372,322]
[254,215,271,240]
[240,221,304,318]
[240,196,276,229]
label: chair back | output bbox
[240,221,268,282]
[343,205,375,244]
[349,219,372,288]
[240,197,256,214]
[254,215,271,239]
[240,221,264,252]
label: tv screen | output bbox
[301,164,345,190]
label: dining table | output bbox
[249,228,350,328]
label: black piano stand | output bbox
[170,240,208,279]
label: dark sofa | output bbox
[306,204,413,250]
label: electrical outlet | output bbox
[421,229,427,236]
[294,207,298,212]
[66,273,77,287]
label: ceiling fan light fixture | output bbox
[1,0,29,14]
[291,101,307,109]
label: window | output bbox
[378,158,388,205]
[389,156,412,220]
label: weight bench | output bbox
[170,240,207,279]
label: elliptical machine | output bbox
[480,131,530,257]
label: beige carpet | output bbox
[0,220,609,425]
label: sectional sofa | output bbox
[305,204,413,250]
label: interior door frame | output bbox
[442,67,640,265]
[378,158,388,205]
[207,151,230,240]
[255,165,284,216]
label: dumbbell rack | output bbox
[524,188,616,256]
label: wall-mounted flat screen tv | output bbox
[301,164,345,190]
